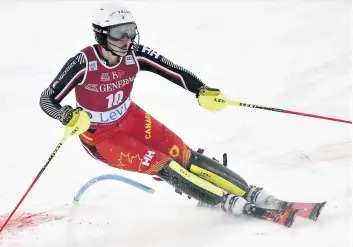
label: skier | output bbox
[39,2,324,227]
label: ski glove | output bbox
[59,105,83,127]
[197,86,228,112]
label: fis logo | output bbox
[125,55,135,65]
[89,61,98,71]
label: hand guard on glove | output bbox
[197,86,229,112]
[59,105,83,127]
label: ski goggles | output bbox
[107,23,137,41]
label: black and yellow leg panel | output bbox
[187,150,249,197]
[157,160,224,206]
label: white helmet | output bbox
[92,2,139,56]
[93,2,135,27]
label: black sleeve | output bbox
[39,53,88,120]
[134,44,205,94]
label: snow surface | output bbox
[0,0,351,246]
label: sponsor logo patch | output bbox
[100,73,111,82]
[52,80,60,89]
[145,113,152,139]
[112,70,125,80]
[84,76,135,93]
[142,150,156,167]
[141,46,160,59]
[125,55,135,65]
[169,145,180,158]
[89,61,98,71]
[58,60,76,81]
[77,96,132,124]
[85,84,99,92]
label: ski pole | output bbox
[0,112,91,233]
[200,89,351,124]
[226,99,351,124]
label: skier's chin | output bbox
[111,49,128,57]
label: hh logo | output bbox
[145,113,152,139]
[141,46,160,59]
[112,70,125,80]
[116,151,155,171]
[169,145,179,158]
[142,150,156,167]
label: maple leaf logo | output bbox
[117,152,143,171]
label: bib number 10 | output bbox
[106,91,123,108]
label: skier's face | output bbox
[107,37,132,57]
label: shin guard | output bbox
[157,160,224,206]
[187,150,249,196]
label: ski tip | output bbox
[284,208,301,228]
[309,201,327,221]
